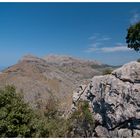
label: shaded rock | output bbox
[72,61,140,137]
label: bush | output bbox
[102,68,113,75]
[67,100,94,137]
[0,85,48,137]
[44,116,70,137]
[43,97,70,137]
[0,86,95,138]
[43,99,95,137]
[137,58,140,62]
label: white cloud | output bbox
[97,37,111,41]
[90,42,102,47]
[88,34,111,51]
[85,47,100,53]
[88,34,111,41]
[87,33,130,53]
[101,46,131,52]
[88,33,99,40]
[88,35,97,40]
[86,45,132,53]
[130,11,140,24]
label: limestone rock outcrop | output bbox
[72,61,140,137]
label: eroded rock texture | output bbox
[72,61,140,137]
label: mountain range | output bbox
[0,54,116,114]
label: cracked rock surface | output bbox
[72,61,140,137]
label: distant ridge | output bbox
[43,54,102,65]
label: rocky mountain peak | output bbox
[19,54,47,64]
[1,54,111,114]
[43,54,102,65]
[0,54,117,122]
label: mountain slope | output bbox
[43,55,114,83]
[0,54,115,114]
[0,55,76,113]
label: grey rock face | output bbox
[71,84,88,112]
[72,61,140,137]
[112,61,140,83]
[118,128,132,138]
[133,130,140,137]
[95,126,109,137]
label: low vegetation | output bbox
[67,100,95,137]
[137,58,140,62]
[0,86,95,138]
[0,86,48,137]
[102,68,113,75]
[43,99,95,137]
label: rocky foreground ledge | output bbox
[72,61,140,137]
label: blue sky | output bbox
[0,2,140,66]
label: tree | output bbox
[126,21,140,52]
[0,85,48,137]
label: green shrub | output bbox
[0,85,48,137]
[0,86,95,138]
[102,68,113,75]
[43,98,94,137]
[43,97,70,137]
[67,100,94,137]
[137,58,140,62]
[44,116,70,137]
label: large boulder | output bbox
[72,61,140,137]
[112,61,140,83]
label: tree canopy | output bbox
[126,21,140,52]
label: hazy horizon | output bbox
[0,2,140,67]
